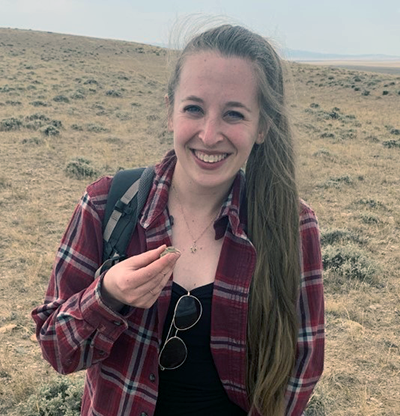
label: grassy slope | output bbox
[0,28,399,415]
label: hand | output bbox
[101,245,180,311]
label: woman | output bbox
[33,25,324,415]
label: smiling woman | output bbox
[169,52,263,194]
[32,24,324,416]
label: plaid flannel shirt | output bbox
[32,152,324,416]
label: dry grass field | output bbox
[301,60,400,76]
[0,28,399,415]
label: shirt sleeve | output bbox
[284,202,325,415]
[31,177,131,375]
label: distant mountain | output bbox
[283,49,400,61]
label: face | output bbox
[168,52,263,193]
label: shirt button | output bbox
[149,373,156,382]
[98,350,106,356]
[113,320,122,326]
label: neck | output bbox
[171,163,233,216]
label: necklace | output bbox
[172,184,218,254]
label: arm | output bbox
[32,178,180,375]
[31,178,128,374]
[285,203,325,415]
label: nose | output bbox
[198,116,223,147]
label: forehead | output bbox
[177,52,259,102]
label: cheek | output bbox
[226,126,259,148]
[172,118,195,142]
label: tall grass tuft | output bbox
[18,377,84,416]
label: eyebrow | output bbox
[182,95,252,113]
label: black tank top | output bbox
[154,282,247,416]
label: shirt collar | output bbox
[140,150,248,240]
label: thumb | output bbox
[126,245,167,270]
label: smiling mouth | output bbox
[193,150,229,163]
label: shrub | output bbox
[25,120,45,130]
[318,175,352,189]
[30,100,49,107]
[41,125,60,136]
[26,113,50,122]
[105,136,123,144]
[328,111,340,119]
[53,95,70,103]
[0,85,14,93]
[365,135,379,143]
[105,89,122,97]
[382,90,389,95]
[65,158,98,179]
[304,392,326,416]
[5,100,22,106]
[390,129,400,135]
[21,137,44,145]
[322,245,378,284]
[0,117,23,131]
[70,92,85,100]
[83,79,99,85]
[50,120,63,129]
[18,376,84,416]
[359,213,380,224]
[320,132,335,139]
[341,129,357,139]
[354,198,386,210]
[313,149,332,157]
[361,90,370,96]
[382,140,400,149]
[320,229,365,246]
[86,123,109,133]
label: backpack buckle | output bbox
[115,200,133,216]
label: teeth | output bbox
[194,151,228,163]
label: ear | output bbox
[165,94,173,132]
[256,131,264,144]
[255,123,270,144]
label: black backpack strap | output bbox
[94,166,155,278]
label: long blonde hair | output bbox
[167,25,300,415]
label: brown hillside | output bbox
[0,28,399,416]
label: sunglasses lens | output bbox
[175,295,202,330]
[159,337,187,369]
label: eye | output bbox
[183,105,203,115]
[225,110,244,121]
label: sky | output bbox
[0,0,399,57]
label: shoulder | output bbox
[85,176,113,199]
[298,199,322,274]
[77,176,114,221]
[299,199,319,230]
[84,176,113,209]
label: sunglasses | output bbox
[158,292,202,371]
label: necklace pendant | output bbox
[190,244,197,254]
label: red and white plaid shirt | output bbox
[32,152,324,416]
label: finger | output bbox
[150,266,174,293]
[145,251,180,280]
[133,252,179,291]
[138,269,174,308]
[124,245,167,270]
